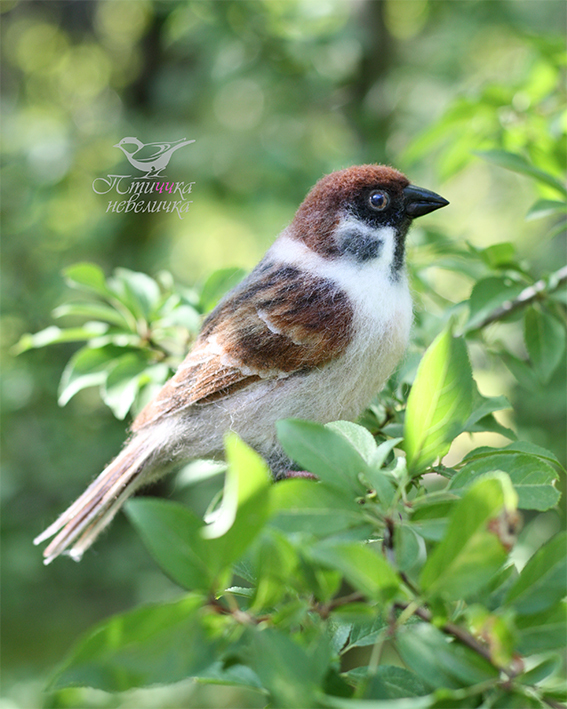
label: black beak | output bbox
[404,184,449,218]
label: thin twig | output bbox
[399,571,421,596]
[542,697,567,709]
[317,591,365,619]
[207,596,266,625]
[471,265,567,331]
[394,602,519,680]
[322,596,505,674]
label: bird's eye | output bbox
[368,190,390,211]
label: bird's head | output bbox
[290,164,449,278]
[113,137,143,153]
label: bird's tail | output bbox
[34,434,157,564]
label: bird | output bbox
[113,137,195,176]
[34,164,448,564]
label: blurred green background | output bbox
[1,1,565,707]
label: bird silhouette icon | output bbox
[113,137,195,177]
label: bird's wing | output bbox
[132,262,354,430]
[132,143,171,161]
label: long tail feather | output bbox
[34,436,156,564]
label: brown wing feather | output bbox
[132,263,353,430]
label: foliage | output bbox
[14,262,244,419]
[34,330,564,707]
[2,1,566,708]
[16,147,565,707]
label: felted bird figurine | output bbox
[34,164,448,564]
[113,137,195,176]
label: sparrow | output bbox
[34,165,448,564]
[113,137,195,176]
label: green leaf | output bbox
[362,438,403,508]
[125,498,219,591]
[481,564,518,608]
[371,437,403,471]
[270,479,365,538]
[156,303,201,332]
[395,525,422,572]
[251,529,301,609]
[516,602,567,654]
[476,150,567,197]
[520,656,561,686]
[201,434,271,568]
[465,276,525,331]
[192,661,264,690]
[546,219,567,240]
[464,388,510,431]
[491,689,547,708]
[325,421,377,464]
[363,666,429,700]
[329,620,352,654]
[524,306,566,383]
[501,351,540,390]
[404,327,474,473]
[365,467,397,508]
[277,420,367,493]
[53,302,131,329]
[450,453,560,511]
[461,441,562,469]
[344,616,388,650]
[248,627,324,708]
[410,494,456,542]
[467,413,516,440]
[420,475,515,601]
[463,386,513,438]
[395,623,499,690]
[103,353,153,419]
[51,595,218,692]
[13,323,109,354]
[199,267,247,313]
[58,345,125,405]
[505,532,567,615]
[526,199,567,220]
[110,268,161,320]
[479,242,517,268]
[310,541,399,600]
[64,263,113,298]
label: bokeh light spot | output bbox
[214,79,265,131]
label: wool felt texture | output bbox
[35,164,421,563]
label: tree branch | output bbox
[472,265,567,331]
[316,591,365,619]
[394,602,519,680]
[542,697,567,709]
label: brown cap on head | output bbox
[291,165,411,255]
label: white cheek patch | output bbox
[269,225,397,283]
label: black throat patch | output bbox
[338,226,384,263]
